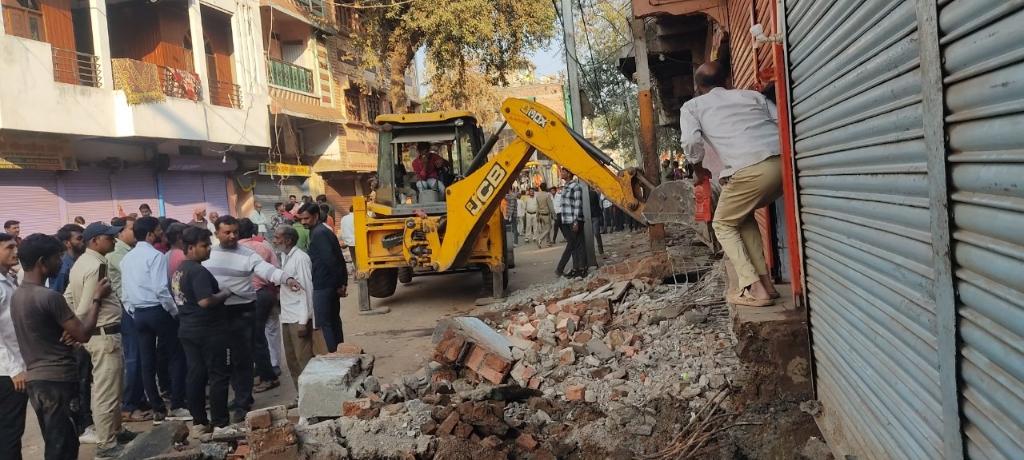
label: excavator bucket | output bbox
[642,180,697,224]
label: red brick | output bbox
[546,302,560,315]
[572,330,592,343]
[245,409,272,430]
[453,422,474,439]
[516,433,539,451]
[433,331,467,364]
[481,435,503,449]
[336,343,363,355]
[558,347,575,365]
[528,376,543,389]
[438,412,460,435]
[513,323,537,339]
[620,345,637,357]
[565,384,586,401]
[342,398,378,418]
[248,424,297,453]
[252,444,298,460]
[463,345,512,385]
[510,362,537,386]
[431,366,458,383]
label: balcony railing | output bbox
[267,57,314,94]
[157,65,203,101]
[52,48,101,87]
[297,0,326,18]
[209,80,242,108]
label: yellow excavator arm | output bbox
[431,98,658,271]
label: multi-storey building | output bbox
[0,0,418,232]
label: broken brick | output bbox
[481,435,503,449]
[510,361,537,387]
[245,409,272,430]
[512,323,537,340]
[453,422,474,439]
[335,343,364,355]
[463,345,512,385]
[433,330,467,364]
[572,330,593,343]
[528,376,543,389]
[516,433,539,451]
[421,420,438,435]
[341,398,378,419]
[558,347,576,365]
[438,412,460,435]
[546,302,561,315]
[565,384,586,401]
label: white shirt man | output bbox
[120,241,178,317]
[273,226,315,387]
[678,86,779,179]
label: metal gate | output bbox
[782,0,953,458]
[782,0,1024,458]
[940,1,1024,458]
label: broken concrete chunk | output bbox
[585,338,615,360]
[298,355,371,418]
[117,421,189,460]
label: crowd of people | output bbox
[0,196,349,459]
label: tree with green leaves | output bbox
[348,0,556,114]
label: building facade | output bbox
[0,0,418,232]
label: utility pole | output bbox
[630,14,666,251]
[559,0,599,268]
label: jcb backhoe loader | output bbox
[352,98,692,312]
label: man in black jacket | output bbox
[295,203,348,352]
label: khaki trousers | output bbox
[83,332,123,449]
[536,213,552,245]
[281,323,315,388]
[524,213,538,241]
[711,156,783,289]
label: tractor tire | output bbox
[367,268,398,298]
[398,267,414,284]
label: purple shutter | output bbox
[112,167,159,217]
[0,171,62,235]
[201,174,231,217]
[60,167,115,224]
[159,172,205,222]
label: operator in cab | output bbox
[412,142,448,198]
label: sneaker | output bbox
[78,425,98,444]
[115,429,138,445]
[152,411,166,425]
[167,408,193,421]
[95,443,125,459]
[213,425,242,437]
[190,423,213,439]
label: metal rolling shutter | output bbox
[253,176,308,210]
[0,171,62,235]
[111,167,159,217]
[159,172,205,222]
[784,0,947,458]
[60,167,115,224]
[727,0,755,89]
[201,174,231,217]
[939,1,1024,458]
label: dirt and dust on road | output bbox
[27,226,824,459]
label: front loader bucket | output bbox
[642,180,696,224]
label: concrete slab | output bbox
[297,355,372,418]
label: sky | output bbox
[532,44,567,79]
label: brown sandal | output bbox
[729,288,775,307]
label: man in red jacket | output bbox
[411,142,447,197]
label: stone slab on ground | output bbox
[116,421,188,460]
[298,354,374,418]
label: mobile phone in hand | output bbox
[98,263,107,281]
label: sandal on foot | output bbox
[729,289,774,307]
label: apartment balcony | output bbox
[267,57,315,95]
[209,80,243,108]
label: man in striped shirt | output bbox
[203,215,302,423]
[555,168,587,278]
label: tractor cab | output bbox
[373,111,485,215]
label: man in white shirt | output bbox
[248,201,269,237]
[271,225,315,388]
[339,206,356,265]
[119,217,188,422]
[0,233,27,454]
[679,61,782,306]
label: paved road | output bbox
[20,241,563,458]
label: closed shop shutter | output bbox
[201,174,231,217]
[61,167,115,224]
[727,0,755,89]
[940,2,1024,458]
[112,167,159,217]
[254,176,308,210]
[0,171,62,235]
[159,172,205,222]
[784,1,945,458]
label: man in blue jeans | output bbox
[295,203,348,352]
[119,217,188,423]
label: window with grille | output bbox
[366,92,382,122]
[345,87,362,122]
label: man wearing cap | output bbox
[64,222,135,457]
